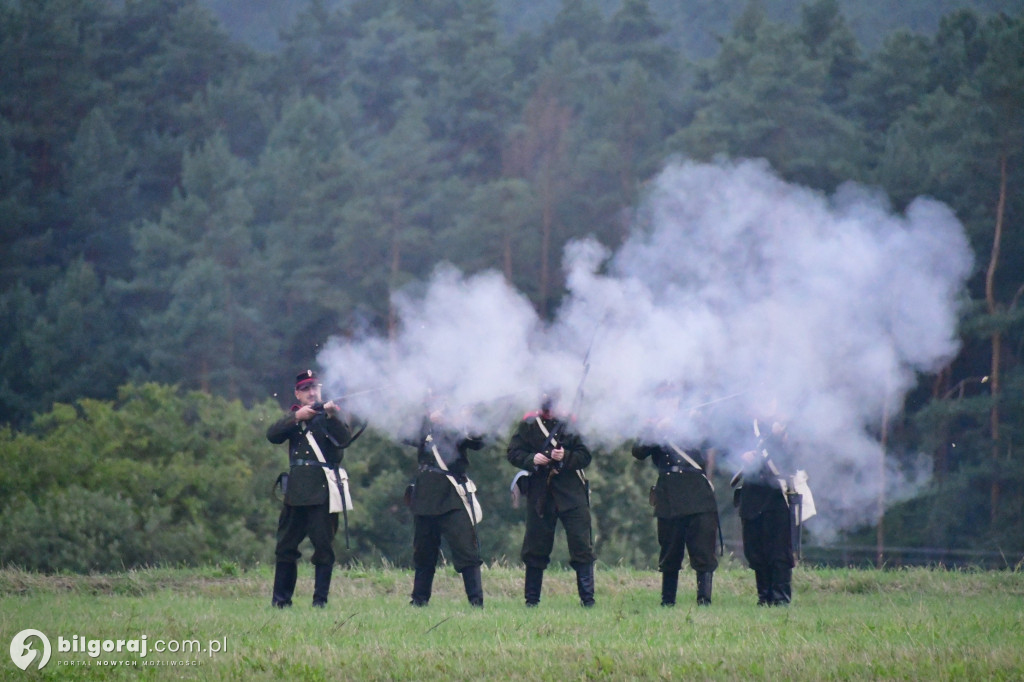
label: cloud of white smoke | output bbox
[319,157,973,538]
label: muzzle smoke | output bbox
[320,158,973,538]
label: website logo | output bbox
[10,629,51,671]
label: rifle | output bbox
[538,321,600,467]
[530,323,602,520]
[788,489,804,561]
[310,400,369,449]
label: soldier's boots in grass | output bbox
[524,566,544,606]
[697,571,713,606]
[272,561,297,608]
[661,570,679,606]
[756,567,791,606]
[410,565,483,607]
[312,563,332,608]
[573,561,596,608]
[661,570,713,606]
[462,565,484,608]
[524,563,594,607]
[410,566,435,606]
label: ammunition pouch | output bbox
[404,482,415,508]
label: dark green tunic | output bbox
[410,420,483,516]
[507,412,594,568]
[633,441,719,572]
[267,408,353,506]
[506,413,591,512]
[409,419,484,572]
[632,443,717,517]
[267,407,354,566]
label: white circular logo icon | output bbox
[9,629,51,671]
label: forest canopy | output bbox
[1,0,1022,571]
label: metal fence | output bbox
[721,539,1024,570]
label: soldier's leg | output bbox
[766,507,795,606]
[439,509,483,607]
[308,505,339,607]
[657,516,685,606]
[562,505,596,607]
[411,515,442,606]
[272,505,306,608]
[742,515,772,606]
[439,508,481,571]
[461,564,484,608]
[684,511,719,606]
[522,505,556,606]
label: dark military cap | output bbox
[295,369,320,390]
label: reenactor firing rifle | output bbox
[729,419,815,560]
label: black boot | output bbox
[272,561,297,608]
[770,581,792,606]
[755,569,771,606]
[462,565,484,608]
[573,561,595,608]
[769,565,792,606]
[696,571,713,606]
[312,563,332,608]
[410,566,434,606]
[524,566,544,607]
[660,570,679,607]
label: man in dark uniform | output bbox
[267,370,354,608]
[733,419,795,606]
[632,420,719,607]
[406,401,485,607]
[506,393,595,607]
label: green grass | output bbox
[2,561,1022,680]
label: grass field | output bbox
[2,560,1022,680]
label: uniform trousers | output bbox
[658,510,719,573]
[522,497,594,569]
[413,508,481,573]
[275,503,339,566]
[741,505,793,574]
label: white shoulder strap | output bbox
[668,442,715,492]
[425,434,482,524]
[305,430,352,512]
[534,416,557,447]
[668,442,703,471]
[425,434,449,471]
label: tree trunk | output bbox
[503,232,513,281]
[984,155,1007,524]
[539,183,553,318]
[389,230,401,344]
[226,283,237,397]
[876,398,889,569]
[200,358,210,393]
[932,367,951,481]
